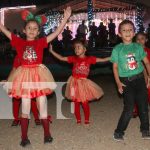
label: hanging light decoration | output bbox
[88,0,94,22]
[43,10,62,35]
[135,3,145,32]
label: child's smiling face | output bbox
[74,43,86,57]
[23,21,40,40]
[136,34,147,47]
[119,23,135,44]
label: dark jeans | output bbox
[115,75,149,135]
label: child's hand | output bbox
[117,82,126,94]
[49,44,53,53]
[64,7,72,20]
[147,77,150,88]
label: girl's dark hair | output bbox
[23,19,42,39]
[135,32,147,39]
[73,39,88,48]
[134,32,149,47]
[23,19,41,30]
[118,20,135,33]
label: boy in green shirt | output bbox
[111,20,150,141]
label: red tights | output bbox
[74,101,90,123]
[13,98,39,120]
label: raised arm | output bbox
[49,44,67,62]
[96,57,110,63]
[46,7,72,43]
[0,23,11,40]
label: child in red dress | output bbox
[0,7,71,147]
[133,32,150,117]
[11,55,40,126]
[49,41,109,124]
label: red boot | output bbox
[12,98,21,126]
[20,118,30,147]
[31,100,41,125]
[41,118,53,143]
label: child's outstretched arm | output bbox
[46,7,71,43]
[0,23,11,40]
[143,56,150,87]
[113,63,126,94]
[96,57,110,63]
[49,44,67,62]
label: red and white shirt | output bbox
[13,55,21,68]
[68,56,96,78]
[11,34,48,65]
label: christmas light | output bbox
[43,10,62,35]
[135,4,144,32]
[88,0,94,22]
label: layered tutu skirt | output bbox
[65,76,104,102]
[4,64,56,99]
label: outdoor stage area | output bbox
[0,75,150,150]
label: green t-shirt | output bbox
[110,43,146,77]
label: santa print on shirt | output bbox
[23,46,38,63]
[126,53,138,70]
[11,33,48,65]
[68,56,96,78]
[74,61,90,76]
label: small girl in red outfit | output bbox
[11,55,40,126]
[133,32,150,117]
[49,41,110,124]
[1,7,71,147]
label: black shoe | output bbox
[113,132,124,141]
[20,139,31,147]
[35,119,41,125]
[142,131,150,139]
[44,136,53,143]
[11,120,20,126]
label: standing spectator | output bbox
[89,22,98,48]
[97,22,108,48]
[62,26,73,50]
[77,20,88,41]
[108,19,116,44]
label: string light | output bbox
[88,0,94,22]
[135,4,144,32]
[43,10,62,35]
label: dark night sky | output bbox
[0,0,67,7]
[0,0,149,8]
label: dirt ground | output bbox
[0,75,150,150]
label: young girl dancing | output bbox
[1,7,71,147]
[49,41,109,124]
[11,55,41,126]
[133,32,150,117]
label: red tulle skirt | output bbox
[65,76,104,102]
[4,64,56,99]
